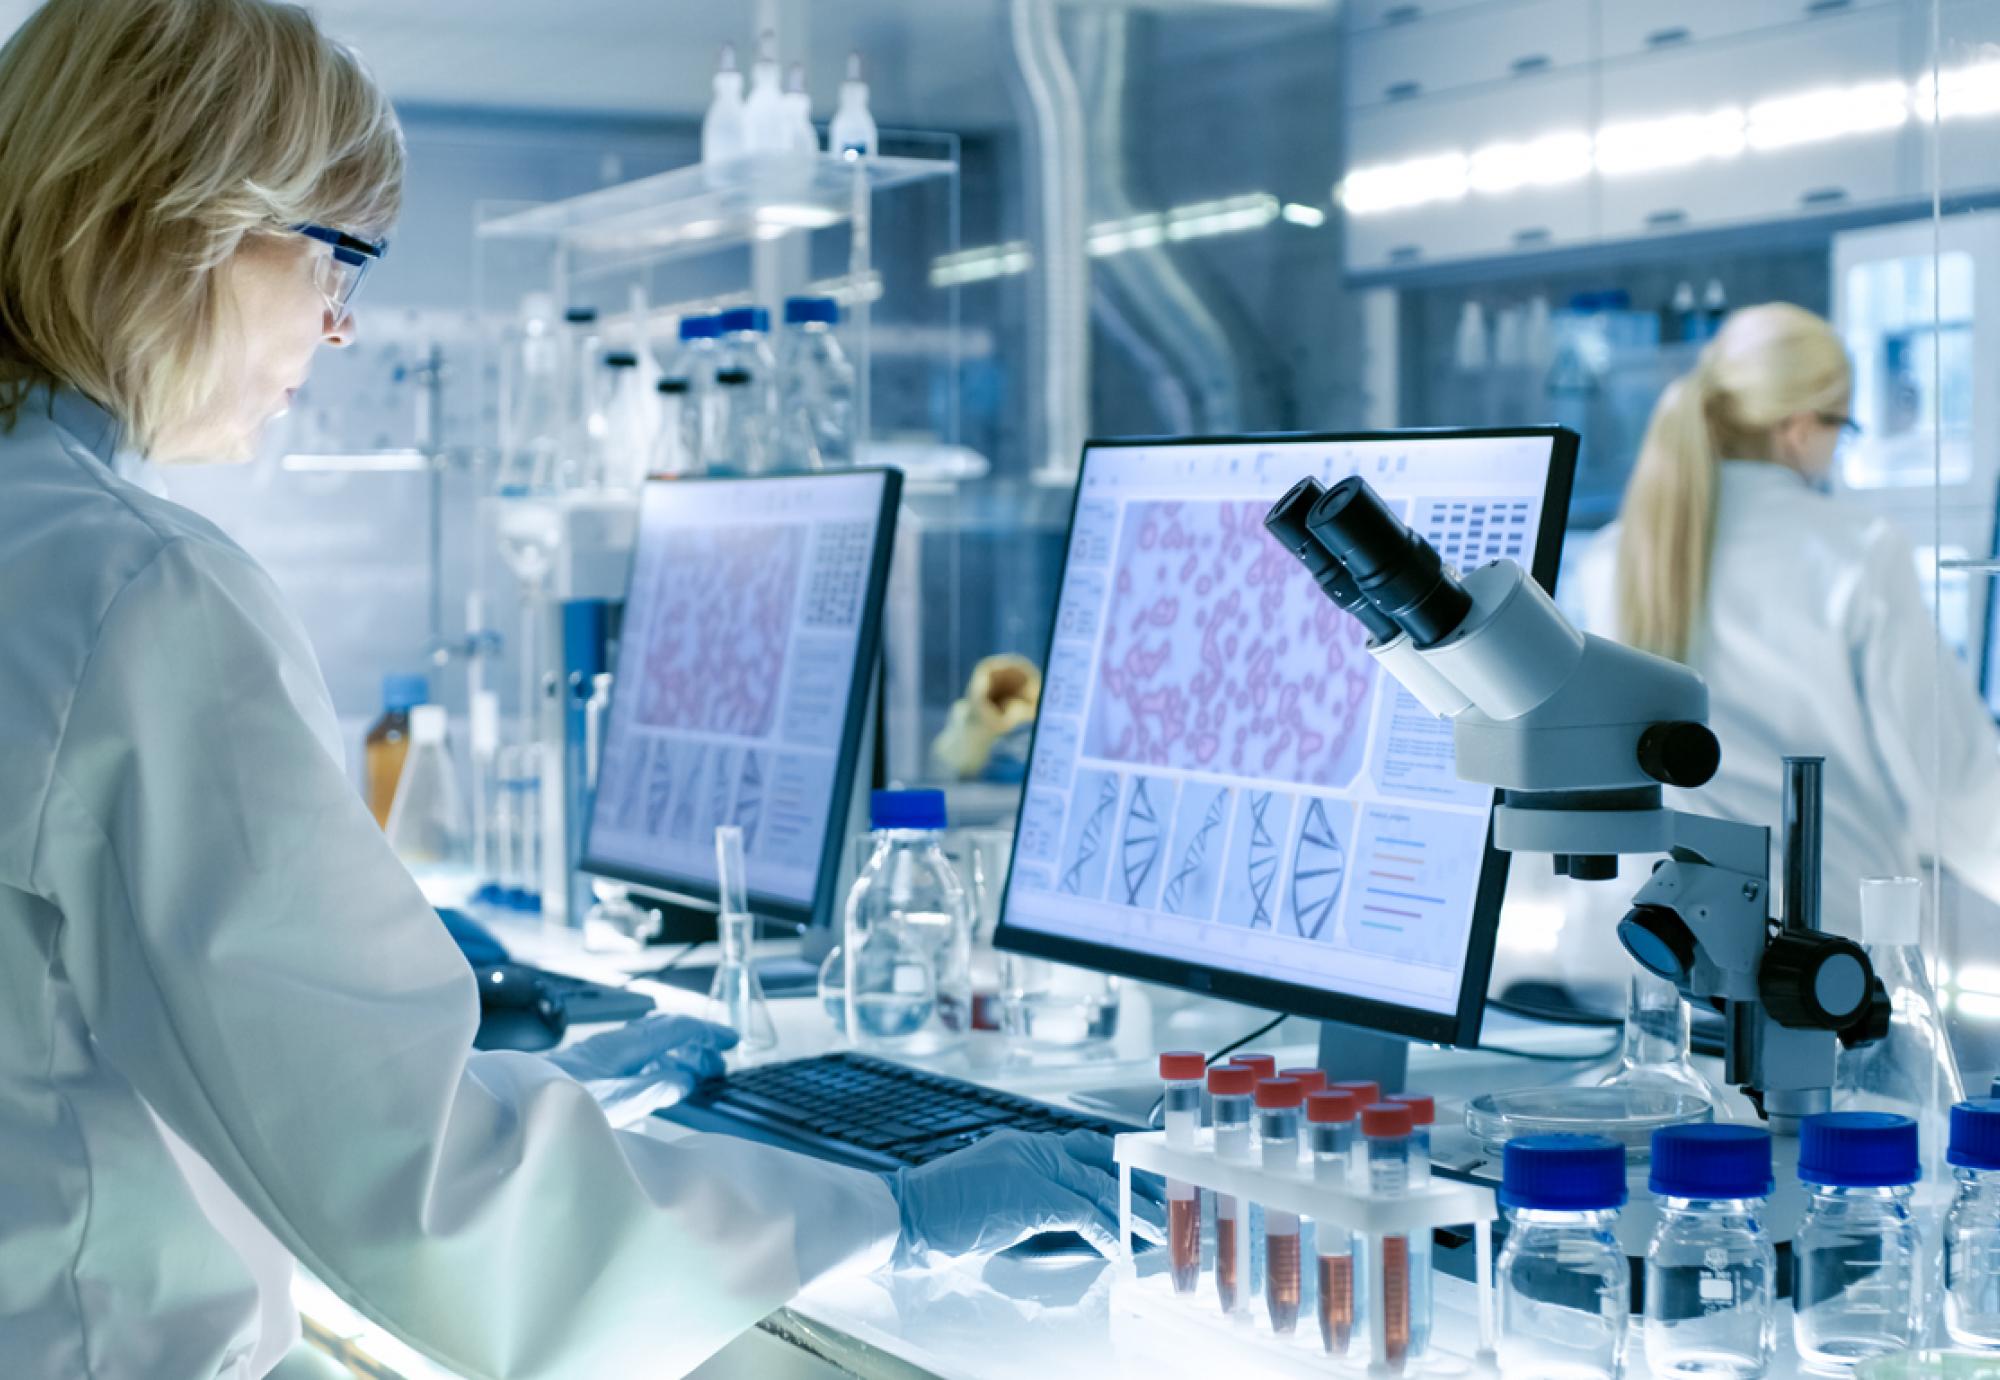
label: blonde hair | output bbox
[1616,302,1851,662]
[0,0,404,454]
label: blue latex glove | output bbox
[883,1128,1167,1264]
[544,1014,739,1127]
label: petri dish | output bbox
[1465,1085,1712,1159]
[1856,1353,2000,1379]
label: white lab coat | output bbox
[1568,460,2000,959]
[0,391,898,1379]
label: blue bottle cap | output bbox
[1649,1124,1775,1200]
[1798,1112,1921,1188]
[720,305,770,334]
[784,296,840,326]
[381,673,429,713]
[870,789,947,831]
[1500,1135,1627,1212]
[678,314,720,341]
[1991,1075,2000,1100]
[1949,1100,2000,1173]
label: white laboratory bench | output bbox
[302,914,1868,1380]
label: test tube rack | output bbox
[1113,1130,1499,1379]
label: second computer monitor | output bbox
[995,430,1576,1046]
[583,468,901,930]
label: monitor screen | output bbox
[995,431,1576,1045]
[583,469,901,926]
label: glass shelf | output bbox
[475,152,955,263]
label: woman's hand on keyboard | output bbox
[545,1014,740,1127]
[882,1127,1167,1264]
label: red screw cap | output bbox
[1331,1080,1382,1107]
[1208,1064,1256,1097]
[1362,1103,1416,1139]
[1388,1093,1436,1126]
[1256,1077,1306,1110]
[1308,1089,1360,1124]
[1231,1053,1278,1081]
[1159,1051,1207,1082]
[1282,1067,1329,1096]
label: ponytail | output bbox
[1614,302,1851,664]
[1617,372,1718,663]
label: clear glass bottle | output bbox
[365,673,428,829]
[714,306,777,473]
[1309,1089,1364,1355]
[1158,1051,1206,1295]
[1944,1099,2000,1350]
[598,351,656,492]
[672,314,722,471]
[1367,1102,1436,1372]
[828,52,878,158]
[1643,1123,1779,1379]
[841,790,969,1054]
[699,43,746,168]
[1793,1112,1925,1374]
[1208,1063,1256,1317]
[705,825,777,1053]
[1495,1133,1629,1380]
[385,706,474,904]
[1836,877,1964,1188]
[559,306,607,490]
[650,378,693,477]
[496,291,563,495]
[777,296,856,471]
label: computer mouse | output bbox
[438,907,510,968]
[473,964,567,1052]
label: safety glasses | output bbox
[293,223,387,318]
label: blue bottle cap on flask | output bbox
[381,673,429,713]
[1500,1135,1627,1212]
[1649,1124,1775,1200]
[784,296,840,326]
[870,789,947,831]
[1949,1100,2000,1173]
[678,314,720,341]
[1798,1112,1920,1188]
[720,305,770,334]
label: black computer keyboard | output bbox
[657,1050,1139,1171]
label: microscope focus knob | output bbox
[1759,932,1875,1030]
[1637,722,1721,789]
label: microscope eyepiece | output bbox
[1307,477,1474,648]
[1263,478,1401,642]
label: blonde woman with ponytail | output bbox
[0,3,1122,1375]
[1572,302,2000,944]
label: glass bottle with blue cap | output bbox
[715,305,778,474]
[1793,1111,1926,1373]
[841,789,971,1053]
[1944,1098,2000,1349]
[1643,1124,1778,1379]
[1495,1133,1629,1380]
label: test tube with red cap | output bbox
[1387,1093,1435,1187]
[1281,1067,1328,1100]
[1364,1102,1432,1372]
[1158,1052,1206,1293]
[1309,1089,1364,1354]
[1256,1078,1306,1333]
[1208,1063,1256,1315]
[1231,1052,1278,1082]
[1331,1078,1381,1109]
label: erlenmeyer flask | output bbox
[1597,967,1715,1105]
[385,706,475,905]
[705,826,777,1053]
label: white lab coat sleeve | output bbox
[29,536,899,1380]
[1847,520,2000,904]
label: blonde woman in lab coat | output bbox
[0,3,1138,1377]
[1564,302,2000,974]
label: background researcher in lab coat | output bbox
[0,2,1142,1376]
[1555,302,2000,986]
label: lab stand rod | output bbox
[1780,756,1824,933]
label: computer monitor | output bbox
[583,468,902,934]
[994,430,1576,1079]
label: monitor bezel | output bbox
[579,466,903,933]
[992,427,1579,1048]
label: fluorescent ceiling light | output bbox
[1340,152,1470,215]
[1595,107,1747,177]
[281,450,430,473]
[1468,130,1593,195]
[1747,80,1908,151]
[1917,61,2000,122]
[1282,202,1328,228]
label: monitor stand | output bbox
[1317,1019,1410,1096]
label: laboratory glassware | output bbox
[1208,1062,1255,1316]
[365,672,428,828]
[841,790,968,1053]
[1495,1133,1629,1380]
[828,52,878,158]
[650,378,692,477]
[1793,1112,1926,1374]
[1158,1051,1205,1294]
[700,43,746,167]
[781,62,817,154]
[385,705,474,903]
[742,31,787,155]
[496,290,564,495]
[998,957,1119,1050]
[1643,1123,1779,1379]
[672,314,722,470]
[1257,1077,1306,1334]
[599,351,656,492]
[1387,1094,1436,1187]
[777,297,856,471]
[1599,967,1716,1108]
[559,307,606,491]
[1944,1099,2000,1350]
[1309,1088,1363,1355]
[1367,1102,1436,1372]
[704,825,778,1053]
[715,307,777,474]
[1836,877,1964,1186]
